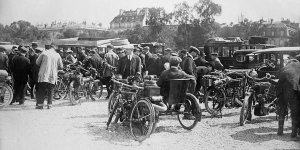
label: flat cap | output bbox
[169,56,182,66]
[171,52,178,56]
[165,48,172,51]
[143,46,150,50]
[123,44,134,49]
[35,48,44,52]
[32,42,38,47]
[20,47,29,53]
[211,53,219,56]
[189,46,200,55]
[107,44,114,49]
[66,49,73,53]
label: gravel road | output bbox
[0,96,299,150]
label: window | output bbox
[263,31,266,36]
[222,47,230,57]
[272,31,275,36]
[281,31,284,36]
[236,55,246,62]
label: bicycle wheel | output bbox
[177,93,201,130]
[0,82,13,109]
[53,80,67,101]
[69,81,83,105]
[204,87,226,115]
[240,93,253,126]
[90,80,104,101]
[130,99,155,142]
[107,91,118,114]
[106,98,121,129]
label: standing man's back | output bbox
[36,43,63,109]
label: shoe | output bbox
[47,105,52,109]
[19,103,24,105]
[105,96,110,99]
[35,106,43,109]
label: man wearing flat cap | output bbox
[159,48,172,74]
[194,47,208,66]
[142,46,159,76]
[65,48,77,64]
[157,56,196,101]
[181,46,197,76]
[210,53,224,71]
[117,44,141,79]
[115,48,126,58]
[28,48,44,99]
[11,47,31,105]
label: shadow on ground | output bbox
[231,126,294,143]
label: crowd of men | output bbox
[0,42,223,109]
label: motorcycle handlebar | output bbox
[111,78,144,90]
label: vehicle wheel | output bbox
[204,87,226,115]
[107,91,118,115]
[177,93,201,130]
[130,99,155,142]
[106,98,121,129]
[240,93,253,126]
[53,80,67,101]
[90,81,102,101]
[69,81,83,105]
[0,82,13,109]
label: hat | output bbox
[133,47,140,52]
[116,48,123,51]
[50,43,56,49]
[199,50,206,57]
[18,45,23,51]
[20,47,29,53]
[66,49,73,53]
[12,46,17,49]
[169,56,182,66]
[143,46,150,51]
[107,44,114,49]
[0,46,6,52]
[189,46,200,55]
[32,42,38,47]
[35,48,44,52]
[211,53,219,56]
[171,52,178,56]
[180,49,187,54]
[165,48,172,51]
[89,48,96,53]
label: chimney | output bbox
[119,9,124,15]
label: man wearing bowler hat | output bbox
[11,47,31,105]
[117,44,141,79]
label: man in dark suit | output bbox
[28,44,42,99]
[117,45,142,79]
[194,50,208,66]
[142,46,158,76]
[86,49,104,72]
[11,47,31,105]
[181,47,197,76]
[157,56,196,99]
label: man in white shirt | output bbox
[36,43,63,109]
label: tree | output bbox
[62,29,78,38]
[290,30,300,46]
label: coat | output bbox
[103,51,119,77]
[86,54,104,72]
[194,57,208,66]
[29,54,40,82]
[181,55,196,76]
[117,54,141,79]
[0,52,9,71]
[36,48,63,84]
[11,54,31,83]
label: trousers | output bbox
[36,82,54,106]
[12,80,27,104]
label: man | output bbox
[65,49,76,64]
[157,56,196,100]
[11,47,31,105]
[142,46,158,76]
[0,46,9,71]
[159,48,172,75]
[134,47,145,74]
[117,45,141,79]
[194,49,208,66]
[210,53,224,71]
[103,45,119,98]
[29,48,43,99]
[8,46,18,74]
[76,47,87,62]
[36,43,63,109]
[116,48,126,58]
[195,63,214,92]
[86,48,104,73]
[182,46,197,76]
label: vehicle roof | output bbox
[234,49,261,53]
[252,47,300,54]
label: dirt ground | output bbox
[0,95,299,150]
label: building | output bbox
[110,8,149,32]
[261,19,299,47]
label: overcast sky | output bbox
[0,0,300,28]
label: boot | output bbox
[277,115,285,136]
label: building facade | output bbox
[110,8,149,32]
[262,20,299,47]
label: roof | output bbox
[252,47,300,54]
[234,49,261,53]
[110,8,147,24]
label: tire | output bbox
[90,80,102,101]
[0,82,13,109]
[130,99,155,142]
[177,93,201,130]
[53,80,67,101]
[240,92,253,126]
[69,81,83,105]
[107,91,117,115]
[204,87,226,115]
[106,98,120,129]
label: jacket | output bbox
[117,54,141,79]
[103,51,119,77]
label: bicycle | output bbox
[0,70,13,109]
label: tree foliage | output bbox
[62,29,78,38]
[290,30,300,46]
[0,20,50,44]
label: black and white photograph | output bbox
[0,0,300,149]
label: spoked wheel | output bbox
[177,93,201,130]
[0,82,13,109]
[204,87,226,115]
[106,98,121,129]
[97,81,104,99]
[53,80,67,101]
[240,92,253,126]
[69,81,83,105]
[90,80,103,101]
[130,99,155,142]
[107,91,117,114]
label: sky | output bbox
[0,0,300,28]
